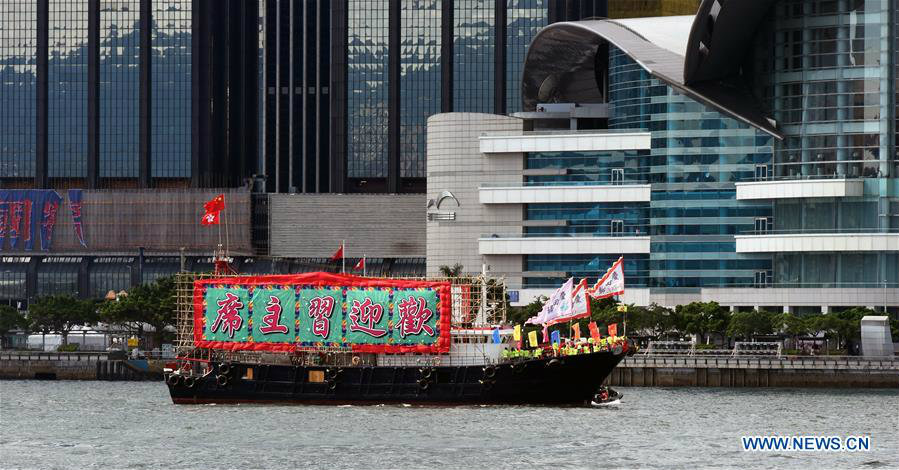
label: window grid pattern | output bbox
[400,0,441,179]
[506,0,546,113]
[89,260,132,298]
[608,46,774,288]
[151,0,191,179]
[524,255,650,288]
[347,0,389,178]
[453,0,494,112]
[0,263,28,300]
[36,263,80,296]
[99,0,140,179]
[0,1,37,179]
[526,150,651,184]
[763,0,893,179]
[47,0,88,179]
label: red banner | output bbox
[193,272,452,354]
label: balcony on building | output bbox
[478,129,652,155]
[478,233,651,255]
[735,176,865,200]
[479,181,651,204]
[735,229,899,253]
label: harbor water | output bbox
[0,381,896,469]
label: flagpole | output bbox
[363,253,366,277]
[342,240,346,274]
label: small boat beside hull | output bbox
[167,349,626,406]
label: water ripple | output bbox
[0,381,896,470]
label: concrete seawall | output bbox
[606,355,899,388]
[0,353,163,381]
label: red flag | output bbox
[330,244,344,262]
[353,257,365,271]
[200,210,220,226]
[588,321,601,341]
[204,194,225,212]
[572,323,581,340]
[608,323,618,337]
[200,194,224,226]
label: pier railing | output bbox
[622,354,898,370]
[0,351,111,361]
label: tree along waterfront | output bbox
[507,297,897,355]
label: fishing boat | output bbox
[165,271,631,406]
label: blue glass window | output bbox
[99,0,140,179]
[0,2,37,179]
[347,0,389,178]
[400,0,441,179]
[48,0,88,180]
[506,0,545,113]
[453,0,494,112]
[151,0,191,180]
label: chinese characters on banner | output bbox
[0,189,85,251]
[194,273,452,354]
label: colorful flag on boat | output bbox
[528,330,538,348]
[492,328,501,344]
[513,325,521,342]
[353,257,365,271]
[608,323,618,337]
[572,323,581,340]
[526,278,573,325]
[588,257,625,299]
[547,278,591,326]
[550,330,561,345]
[588,321,601,342]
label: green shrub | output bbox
[57,343,80,352]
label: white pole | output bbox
[342,240,346,274]
[363,253,366,277]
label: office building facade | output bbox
[427,2,898,312]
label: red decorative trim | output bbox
[192,272,452,354]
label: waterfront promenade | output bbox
[606,355,899,388]
[2,351,895,387]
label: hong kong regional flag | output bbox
[201,194,225,226]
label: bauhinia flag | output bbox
[547,278,591,326]
[526,277,574,325]
[589,256,625,299]
[353,257,365,271]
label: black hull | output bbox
[167,350,626,406]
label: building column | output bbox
[190,0,209,188]
[87,0,100,189]
[35,0,49,189]
[329,0,348,193]
[440,0,453,113]
[387,0,401,193]
[494,0,506,115]
[139,0,152,188]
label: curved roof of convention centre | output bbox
[521,9,782,139]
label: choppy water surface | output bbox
[0,381,896,470]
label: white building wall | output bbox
[426,113,525,281]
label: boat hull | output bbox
[166,350,626,406]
